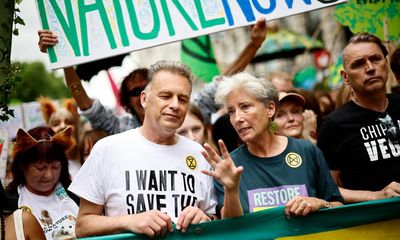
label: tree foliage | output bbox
[1,0,25,121]
[11,61,71,102]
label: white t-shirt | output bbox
[69,128,217,222]
[18,183,79,240]
[68,159,81,180]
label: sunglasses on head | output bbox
[377,112,400,143]
[128,87,145,97]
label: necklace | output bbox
[1,213,5,240]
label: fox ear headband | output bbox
[13,127,75,157]
[39,97,78,124]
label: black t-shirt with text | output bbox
[318,94,400,191]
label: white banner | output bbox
[36,0,347,69]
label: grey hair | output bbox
[215,72,278,107]
[146,60,193,93]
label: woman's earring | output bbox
[268,120,278,133]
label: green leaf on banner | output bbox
[181,35,220,83]
[334,0,400,41]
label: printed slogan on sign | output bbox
[36,0,347,69]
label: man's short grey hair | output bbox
[147,60,193,90]
[215,72,278,107]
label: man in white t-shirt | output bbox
[69,60,242,238]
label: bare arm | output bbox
[222,17,267,76]
[23,211,46,240]
[331,170,400,203]
[64,67,93,110]
[38,30,94,111]
[66,67,131,134]
[202,140,243,218]
[76,198,173,238]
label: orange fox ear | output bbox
[39,97,57,124]
[13,128,38,157]
[51,126,76,151]
[63,98,78,118]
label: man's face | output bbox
[126,75,148,119]
[341,42,389,95]
[141,71,191,134]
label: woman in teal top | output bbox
[202,72,343,217]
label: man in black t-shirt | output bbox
[318,33,400,203]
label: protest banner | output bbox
[22,101,46,130]
[0,101,46,140]
[36,0,347,69]
[79,197,400,240]
[0,104,23,140]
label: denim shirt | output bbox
[193,76,222,125]
[79,99,141,135]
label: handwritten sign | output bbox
[36,0,347,69]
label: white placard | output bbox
[36,0,347,69]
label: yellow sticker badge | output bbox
[186,156,197,170]
[285,152,302,168]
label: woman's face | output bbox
[126,75,148,121]
[275,101,304,138]
[24,160,61,196]
[177,113,205,145]
[226,89,273,143]
[49,110,77,139]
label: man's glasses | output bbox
[377,113,400,143]
[128,87,145,97]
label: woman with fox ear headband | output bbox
[39,98,82,179]
[6,127,79,240]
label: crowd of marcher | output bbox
[1,18,400,240]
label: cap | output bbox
[278,92,305,106]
